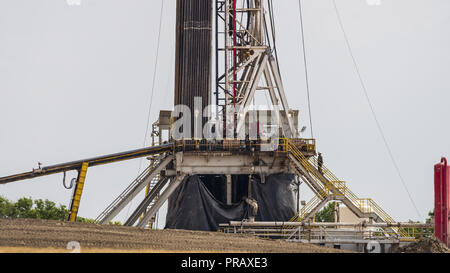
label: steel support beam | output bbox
[288,154,324,196]
[226,174,232,205]
[176,152,290,175]
[124,176,171,227]
[0,143,172,185]
[136,174,187,229]
[240,53,268,109]
[267,54,295,138]
[301,195,336,222]
[96,156,173,225]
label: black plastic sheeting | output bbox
[165,174,297,231]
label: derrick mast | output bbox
[215,0,296,138]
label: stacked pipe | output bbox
[174,0,213,137]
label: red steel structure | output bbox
[434,157,450,247]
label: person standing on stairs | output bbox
[318,152,324,175]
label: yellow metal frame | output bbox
[68,162,89,222]
[283,138,414,239]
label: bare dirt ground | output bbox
[0,218,347,253]
[393,237,449,253]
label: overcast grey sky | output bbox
[1,0,449,225]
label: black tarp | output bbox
[251,173,298,222]
[165,174,297,231]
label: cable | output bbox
[142,0,165,154]
[332,0,423,220]
[263,15,273,50]
[297,0,314,139]
[267,0,282,79]
[62,172,76,190]
[128,0,165,220]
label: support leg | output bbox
[124,176,170,226]
[96,156,172,225]
[226,174,232,205]
[137,174,187,229]
[68,162,89,222]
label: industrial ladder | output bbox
[284,140,412,239]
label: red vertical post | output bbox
[232,0,237,108]
[232,0,237,136]
[435,157,449,247]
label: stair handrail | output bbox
[284,139,413,238]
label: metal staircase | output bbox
[124,175,171,227]
[95,155,173,225]
[290,195,334,222]
[140,174,162,229]
[136,174,187,229]
[283,140,412,239]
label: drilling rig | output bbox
[0,0,430,251]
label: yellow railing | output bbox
[283,139,412,238]
[290,195,322,222]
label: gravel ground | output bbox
[0,218,347,253]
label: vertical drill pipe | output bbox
[174,0,213,137]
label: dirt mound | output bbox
[394,237,449,253]
[0,218,347,253]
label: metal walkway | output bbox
[219,221,431,251]
[283,140,413,239]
